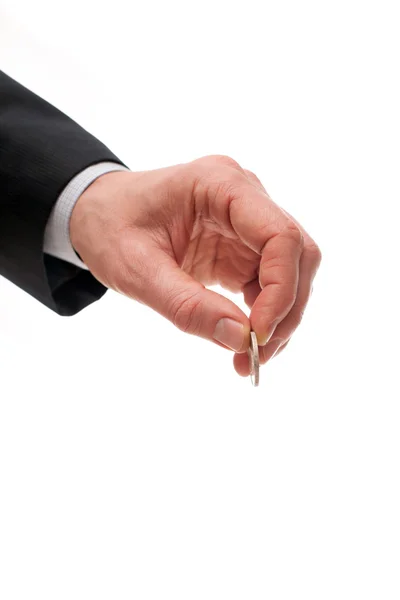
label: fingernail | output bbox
[213,318,245,352]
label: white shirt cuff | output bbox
[43,161,130,269]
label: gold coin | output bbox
[247,331,260,387]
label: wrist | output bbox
[69,170,131,258]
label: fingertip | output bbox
[233,351,250,377]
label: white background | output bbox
[1,1,399,598]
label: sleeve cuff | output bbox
[43,161,131,269]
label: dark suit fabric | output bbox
[0,70,125,315]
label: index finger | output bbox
[229,186,304,345]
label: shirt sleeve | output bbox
[43,161,131,269]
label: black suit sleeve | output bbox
[0,70,127,316]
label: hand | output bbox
[70,155,322,377]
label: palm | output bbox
[178,219,259,293]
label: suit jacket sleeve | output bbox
[0,70,127,316]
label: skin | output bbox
[69,154,322,378]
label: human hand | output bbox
[70,155,321,377]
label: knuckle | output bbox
[307,241,323,266]
[284,220,304,248]
[193,156,247,199]
[171,290,203,334]
[244,169,262,187]
[244,169,267,193]
[207,154,242,170]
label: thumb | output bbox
[123,240,250,352]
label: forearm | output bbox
[0,70,127,314]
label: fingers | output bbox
[113,233,251,352]
[237,276,294,376]
[260,208,321,358]
[242,278,261,310]
[236,192,320,376]
[236,276,290,377]
[236,233,319,377]
[243,168,266,191]
[274,339,290,357]
[228,179,305,345]
[239,168,321,365]
[253,220,304,344]
[262,233,320,345]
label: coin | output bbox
[247,331,260,387]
